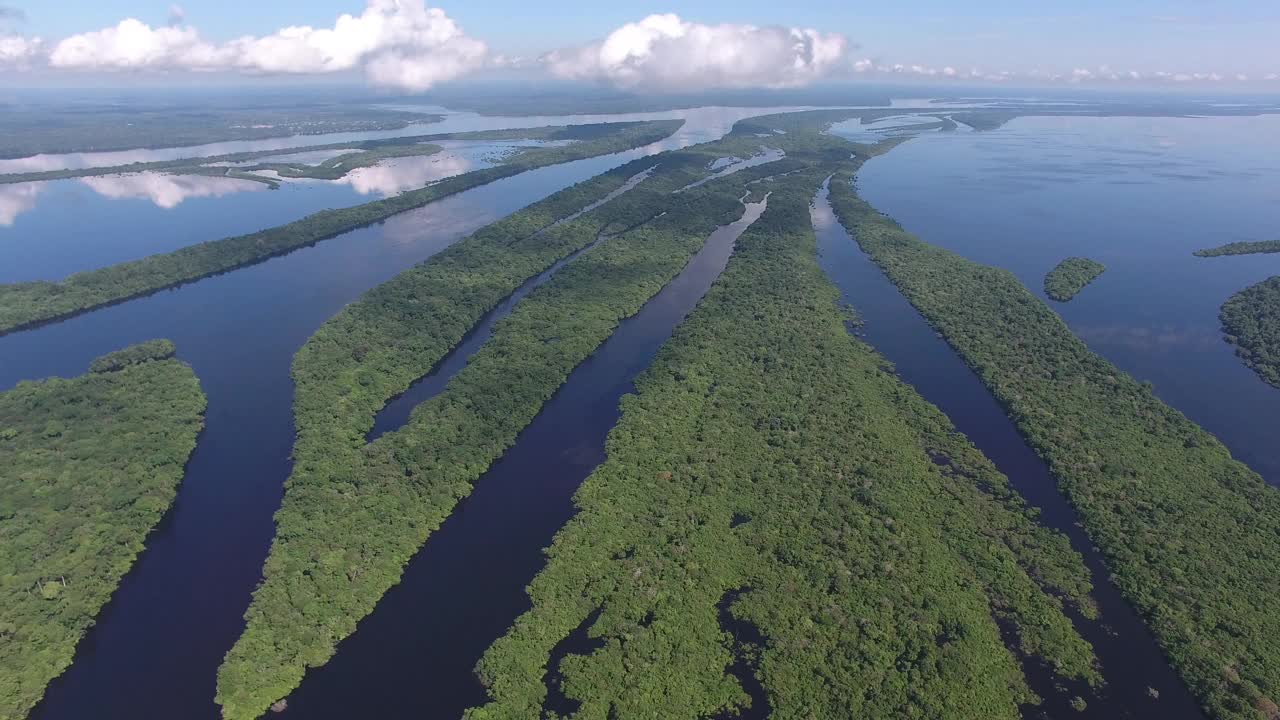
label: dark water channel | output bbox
[6,111,759,720]
[366,166,656,442]
[812,183,1206,720]
[279,199,767,718]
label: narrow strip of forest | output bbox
[1219,276,1280,389]
[829,176,1280,720]
[0,341,206,719]
[215,131,794,720]
[1193,240,1280,258]
[0,120,683,337]
[467,167,1098,720]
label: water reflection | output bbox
[80,172,267,208]
[0,173,268,226]
[0,182,41,226]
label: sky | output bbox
[2,0,1278,93]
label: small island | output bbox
[1220,276,1280,388]
[1193,240,1280,258]
[1044,257,1107,302]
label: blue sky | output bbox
[3,0,1278,90]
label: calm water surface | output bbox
[857,114,1280,484]
[3,106,778,720]
[0,139,563,283]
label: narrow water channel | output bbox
[367,166,657,441]
[810,182,1206,720]
[277,199,768,718]
[11,127,731,720]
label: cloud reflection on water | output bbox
[336,152,475,196]
[0,172,268,226]
[0,183,42,226]
[79,172,267,208]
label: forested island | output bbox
[1193,240,1280,258]
[1044,257,1106,302]
[0,340,205,719]
[1219,276,1280,388]
[0,120,683,336]
[828,176,1280,720]
[467,164,1098,718]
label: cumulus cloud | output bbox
[0,32,39,66]
[47,0,487,91]
[543,14,846,92]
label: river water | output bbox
[1,139,561,283]
[1,106,779,720]
[856,114,1280,485]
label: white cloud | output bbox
[47,0,487,91]
[49,20,222,70]
[543,13,845,92]
[0,33,40,66]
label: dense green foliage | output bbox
[467,170,1098,719]
[0,103,435,159]
[216,130,794,720]
[829,176,1280,720]
[1194,240,1280,258]
[0,343,205,720]
[1044,257,1107,302]
[1219,276,1280,388]
[0,120,682,335]
[86,339,177,373]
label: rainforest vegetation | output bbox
[1219,276,1280,388]
[829,176,1280,720]
[466,167,1100,719]
[0,341,205,720]
[0,102,436,159]
[0,120,682,336]
[1044,257,1106,302]
[215,128,806,720]
[1193,240,1280,258]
